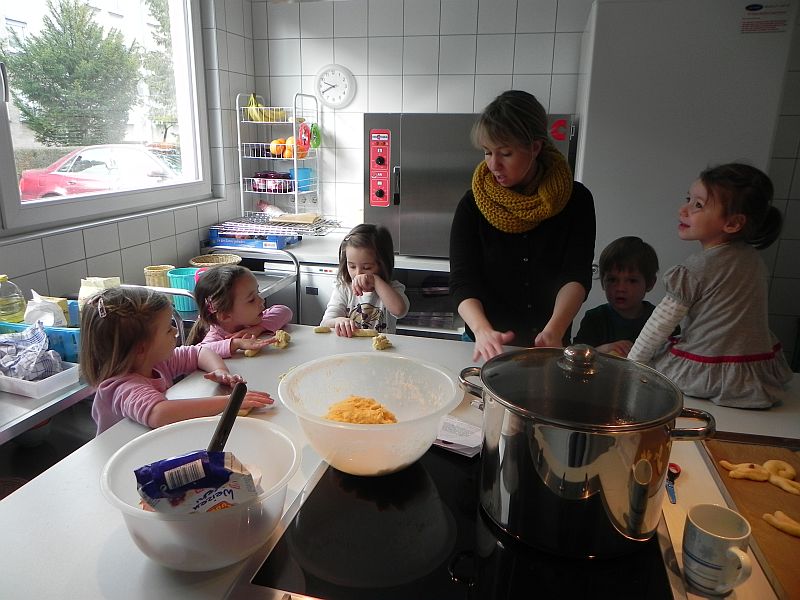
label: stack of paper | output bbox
[433,415,482,457]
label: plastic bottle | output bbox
[0,274,26,323]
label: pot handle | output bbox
[459,366,485,411]
[670,407,716,441]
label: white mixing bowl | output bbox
[278,352,460,476]
[100,417,300,571]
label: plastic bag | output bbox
[24,290,68,326]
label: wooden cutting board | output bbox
[272,212,320,224]
[701,438,800,600]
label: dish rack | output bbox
[207,212,340,251]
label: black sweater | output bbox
[449,182,596,347]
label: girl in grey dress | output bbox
[628,164,792,408]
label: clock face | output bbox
[315,64,356,109]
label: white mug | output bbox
[682,504,752,595]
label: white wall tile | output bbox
[320,181,337,216]
[369,37,403,75]
[403,36,440,75]
[254,40,270,77]
[225,0,244,35]
[86,252,124,278]
[334,0,368,38]
[345,75,369,113]
[83,223,120,258]
[252,1,268,39]
[476,34,514,74]
[516,0,557,33]
[473,74,512,111]
[302,38,335,76]
[268,3,300,39]
[218,70,232,110]
[228,34,247,74]
[402,75,439,112]
[177,231,202,266]
[43,231,85,268]
[198,202,220,227]
[151,237,179,266]
[301,2,334,38]
[441,0,478,34]
[1,239,45,277]
[553,32,581,74]
[555,0,594,32]
[368,0,404,37]
[772,157,795,198]
[369,75,403,112]
[46,260,88,296]
[269,76,304,106]
[404,0,441,36]
[119,217,150,248]
[148,212,176,240]
[770,276,800,315]
[269,39,302,76]
[438,75,476,112]
[784,200,800,239]
[477,0,517,34]
[121,244,153,285]
[216,30,229,71]
[14,271,49,300]
[334,182,363,227]
[773,115,800,158]
[511,74,552,108]
[174,207,200,234]
[549,74,578,113]
[439,35,477,74]
[514,33,554,74]
[334,148,364,183]
[320,144,338,183]
[335,37,368,75]
[333,113,364,148]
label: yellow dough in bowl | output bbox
[325,395,397,424]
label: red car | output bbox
[19,144,176,201]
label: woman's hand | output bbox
[231,334,276,353]
[533,327,563,348]
[595,340,633,357]
[333,317,356,337]
[240,389,274,410]
[472,328,515,362]
[352,273,377,296]
[204,369,246,386]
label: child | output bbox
[81,287,273,435]
[574,236,659,357]
[320,223,410,336]
[186,265,293,353]
[628,163,792,408]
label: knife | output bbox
[665,463,681,504]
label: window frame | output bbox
[0,0,211,236]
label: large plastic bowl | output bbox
[278,353,460,476]
[100,417,300,571]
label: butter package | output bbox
[134,450,259,514]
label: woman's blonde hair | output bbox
[472,90,548,149]
[79,287,171,386]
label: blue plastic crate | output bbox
[0,321,81,363]
[207,228,301,250]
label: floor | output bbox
[0,398,95,500]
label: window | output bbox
[0,0,209,233]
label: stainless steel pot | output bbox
[460,345,715,558]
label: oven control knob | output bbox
[375,188,385,198]
[375,156,385,165]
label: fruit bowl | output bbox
[278,353,460,476]
[100,417,300,571]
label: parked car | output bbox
[18,144,177,201]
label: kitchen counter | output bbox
[0,327,797,599]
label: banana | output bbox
[245,93,264,122]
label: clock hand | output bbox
[321,82,337,93]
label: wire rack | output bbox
[215,212,340,237]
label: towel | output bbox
[0,322,64,381]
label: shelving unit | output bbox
[236,92,320,216]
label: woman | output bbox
[449,90,596,362]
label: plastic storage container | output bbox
[289,167,313,192]
[0,362,79,398]
[166,268,199,312]
[0,274,26,323]
[0,321,81,363]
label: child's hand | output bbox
[596,340,633,357]
[230,325,266,339]
[231,334,276,353]
[204,370,246,386]
[333,317,357,337]
[240,389,274,411]
[352,273,377,296]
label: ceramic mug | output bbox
[682,504,752,595]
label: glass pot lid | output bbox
[478,345,683,431]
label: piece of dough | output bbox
[720,460,771,481]
[353,328,379,337]
[372,334,392,350]
[237,406,253,416]
[314,326,331,333]
[768,474,800,495]
[274,329,291,348]
[763,511,800,537]
[325,395,397,424]
[243,348,261,357]
[763,459,797,480]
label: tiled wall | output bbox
[1,0,799,366]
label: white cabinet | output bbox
[236,92,321,216]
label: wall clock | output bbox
[314,63,356,109]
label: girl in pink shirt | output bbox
[186,265,292,350]
[81,287,273,435]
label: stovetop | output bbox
[226,448,678,599]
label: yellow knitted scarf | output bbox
[472,144,573,233]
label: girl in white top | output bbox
[320,224,410,336]
[628,163,792,408]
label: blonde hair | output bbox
[79,287,171,386]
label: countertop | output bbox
[0,327,797,599]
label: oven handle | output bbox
[393,166,400,205]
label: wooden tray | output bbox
[701,438,800,600]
